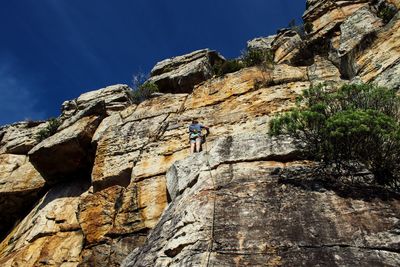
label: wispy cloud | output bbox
[0,59,46,126]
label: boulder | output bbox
[28,116,102,184]
[148,49,225,93]
[61,84,134,119]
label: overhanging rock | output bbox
[148,49,225,93]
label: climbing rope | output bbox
[203,137,217,267]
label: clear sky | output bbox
[0,0,305,126]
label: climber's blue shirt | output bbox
[189,123,204,138]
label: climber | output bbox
[189,119,210,154]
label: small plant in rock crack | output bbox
[212,59,245,77]
[131,73,159,104]
[377,5,397,24]
[36,118,61,142]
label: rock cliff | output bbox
[0,0,399,266]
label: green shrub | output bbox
[132,81,159,104]
[241,48,274,68]
[36,118,61,142]
[269,83,400,190]
[213,59,244,77]
[131,73,159,104]
[304,22,313,34]
[378,5,397,24]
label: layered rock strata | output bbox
[122,134,400,266]
[0,0,399,266]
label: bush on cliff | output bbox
[131,73,159,104]
[36,118,61,142]
[213,59,244,77]
[269,83,400,190]
[241,48,274,68]
[377,4,397,24]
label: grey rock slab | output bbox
[166,134,300,201]
[247,35,277,51]
[338,6,382,57]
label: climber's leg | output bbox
[190,139,196,154]
[196,137,202,152]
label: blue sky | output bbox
[0,0,305,126]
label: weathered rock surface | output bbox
[273,29,304,64]
[0,154,46,239]
[0,121,46,154]
[0,182,88,267]
[148,49,225,93]
[1,0,400,266]
[247,35,276,51]
[123,134,400,267]
[338,6,382,57]
[308,56,343,85]
[356,12,400,88]
[61,84,134,118]
[29,116,102,183]
[91,93,188,191]
[303,0,370,42]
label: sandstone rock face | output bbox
[355,12,400,89]
[61,84,134,118]
[124,134,400,266]
[1,0,400,266]
[29,116,102,183]
[308,56,343,85]
[0,121,46,154]
[338,6,382,57]
[0,182,88,267]
[0,154,45,239]
[303,0,370,42]
[273,29,304,64]
[148,49,225,93]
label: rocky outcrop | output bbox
[61,84,134,118]
[303,0,370,42]
[247,35,276,51]
[272,29,304,64]
[0,121,46,154]
[1,0,400,266]
[28,116,102,184]
[148,49,225,93]
[123,134,400,266]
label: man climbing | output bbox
[189,119,210,154]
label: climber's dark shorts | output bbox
[190,137,202,144]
